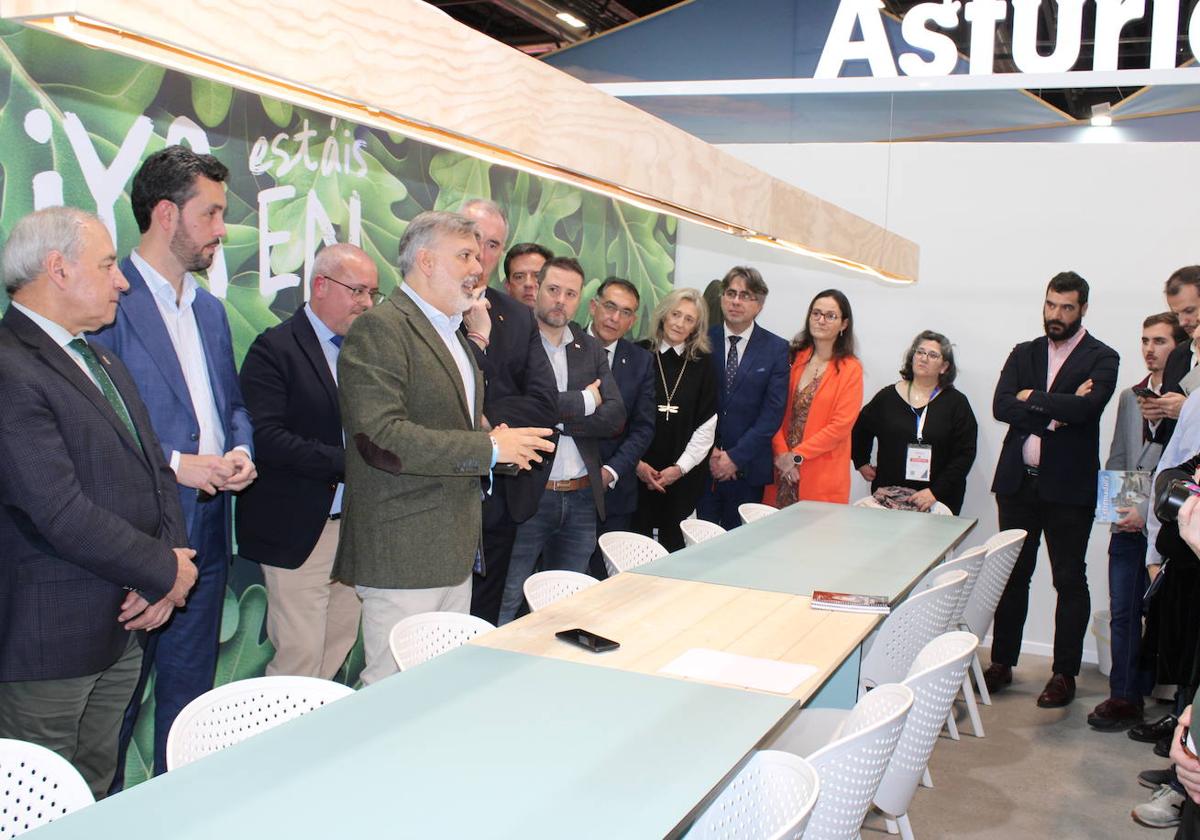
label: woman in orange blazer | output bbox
[765,289,863,506]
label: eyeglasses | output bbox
[723,289,759,303]
[913,348,943,361]
[321,275,383,304]
[809,309,841,323]
[597,299,637,319]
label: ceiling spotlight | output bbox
[555,11,587,29]
[1090,102,1113,127]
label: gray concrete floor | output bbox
[865,650,1177,839]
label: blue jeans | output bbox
[1108,530,1153,702]
[499,488,597,624]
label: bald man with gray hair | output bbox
[234,242,379,678]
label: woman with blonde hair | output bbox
[632,288,719,551]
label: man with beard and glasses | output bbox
[983,271,1119,709]
[92,146,256,784]
[498,257,624,625]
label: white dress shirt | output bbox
[542,324,593,482]
[131,250,225,469]
[587,325,620,488]
[657,341,717,475]
[399,283,476,423]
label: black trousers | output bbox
[471,490,518,626]
[1179,798,1200,840]
[992,472,1094,676]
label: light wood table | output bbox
[472,571,878,703]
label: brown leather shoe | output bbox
[982,663,1013,693]
[1037,673,1076,708]
[1087,697,1144,731]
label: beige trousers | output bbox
[261,519,361,679]
[356,575,472,685]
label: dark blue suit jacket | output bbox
[0,307,185,680]
[707,323,790,487]
[235,310,343,569]
[595,333,655,519]
[92,257,254,542]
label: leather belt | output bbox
[546,475,590,492]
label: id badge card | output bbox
[906,444,932,482]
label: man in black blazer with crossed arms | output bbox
[236,243,378,678]
[0,207,197,798]
[985,271,1119,709]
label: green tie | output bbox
[69,338,143,452]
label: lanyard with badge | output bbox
[905,382,939,482]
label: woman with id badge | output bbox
[852,330,978,514]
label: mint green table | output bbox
[634,501,977,602]
[28,646,795,839]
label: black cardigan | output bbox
[851,383,978,514]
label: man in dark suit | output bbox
[236,244,379,678]
[985,271,1119,708]
[586,277,656,578]
[695,266,789,530]
[0,207,197,798]
[92,146,256,780]
[459,199,558,625]
[334,211,553,683]
[499,257,625,623]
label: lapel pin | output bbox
[573,343,580,349]
[498,314,505,322]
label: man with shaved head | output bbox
[236,243,380,678]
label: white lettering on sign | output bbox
[816,0,1200,80]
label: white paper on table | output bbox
[658,648,818,694]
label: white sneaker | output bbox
[1132,784,1184,829]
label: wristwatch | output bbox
[792,454,804,465]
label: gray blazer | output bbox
[1106,385,1163,474]
[333,290,492,590]
[1105,384,1163,535]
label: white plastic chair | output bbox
[913,545,988,738]
[681,518,727,546]
[859,570,967,696]
[0,739,93,838]
[165,676,354,770]
[388,611,495,671]
[773,684,914,840]
[597,531,668,576]
[961,530,1027,706]
[738,503,778,524]
[523,570,598,611]
[874,632,979,840]
[685,750,820,840]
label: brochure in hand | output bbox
[810,591,891,614]
[1095,470,1151,523]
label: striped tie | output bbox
[69,338,143,452]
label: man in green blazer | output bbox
[334,211,554,684]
